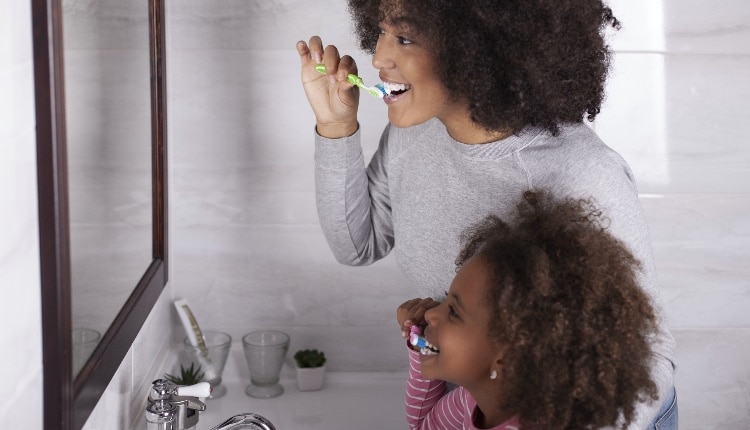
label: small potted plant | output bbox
[164,362,204,386]
[293,349,327,391]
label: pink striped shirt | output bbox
[406,349,521,430]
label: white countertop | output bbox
[194,372,408,430]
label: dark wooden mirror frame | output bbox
[32,0,168,428]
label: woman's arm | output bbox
[314,125,396,265]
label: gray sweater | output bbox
[314,118,676,428]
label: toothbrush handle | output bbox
[346,74,366,89]
[314,64,365,89]
[314,63,384,98]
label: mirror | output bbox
[32,0,167,428]
[64,0,154,379]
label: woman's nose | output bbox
[372,37,394,70]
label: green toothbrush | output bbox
[315,64,387,98]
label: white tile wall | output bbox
[603,1,750,428]
[168,1,403,372]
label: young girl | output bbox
[296,1,676,426]
[397,191,659,430]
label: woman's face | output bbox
[421,256,504,390]
[372,21,467,129]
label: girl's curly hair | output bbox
[347,0,621,135]
[457,191,658,429]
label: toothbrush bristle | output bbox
[373,83,387,98]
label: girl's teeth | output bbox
[420,348,438,356]
[421,339,439,355]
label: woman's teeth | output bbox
[383,82,412,96]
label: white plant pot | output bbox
[295,366,326,391]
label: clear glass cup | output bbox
[184,330,232,399]
[72,328,101,377]
[242,330,290,398]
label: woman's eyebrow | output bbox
[387,16,417,31]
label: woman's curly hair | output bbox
[347,0,621,135]
[456,191,658,429]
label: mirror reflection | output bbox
[62,0,153,378]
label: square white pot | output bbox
[295,366,326,391]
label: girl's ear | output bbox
[489,345,508,381]
[492,342,510,366]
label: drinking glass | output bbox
[184,330,232,399]
[242,330,290,398]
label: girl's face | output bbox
[372,21,468,130]
[421,256,504,391]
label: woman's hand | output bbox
[296,36,360,139]
[397,298,440,339]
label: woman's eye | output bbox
[397,36,413,45]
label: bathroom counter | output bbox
[194,372,408,429]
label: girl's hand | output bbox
[296,36,360,139]
[397,298,440,339]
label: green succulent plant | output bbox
[293,349,327,368]
[164,362,204,385]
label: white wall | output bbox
[599,1,750,427]
[168,0,412,372]
[0,1,43,428]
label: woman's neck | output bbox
[439,109,513,145]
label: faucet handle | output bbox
[149,379,175,402]
[147,379,211,430]
[149,379,212,400]
[146,380,178,430]
[176,381,211,398]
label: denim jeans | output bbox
[648,386,678,430]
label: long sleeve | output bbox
[405,349,465,430]
[314,126,395,266]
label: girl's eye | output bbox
[448,305,459,319]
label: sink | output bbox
[209,413,275,430]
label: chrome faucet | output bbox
[145,379,209,430]
[209,413,276,430]
[144,379,275,430]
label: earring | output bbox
[490,370,498,380]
